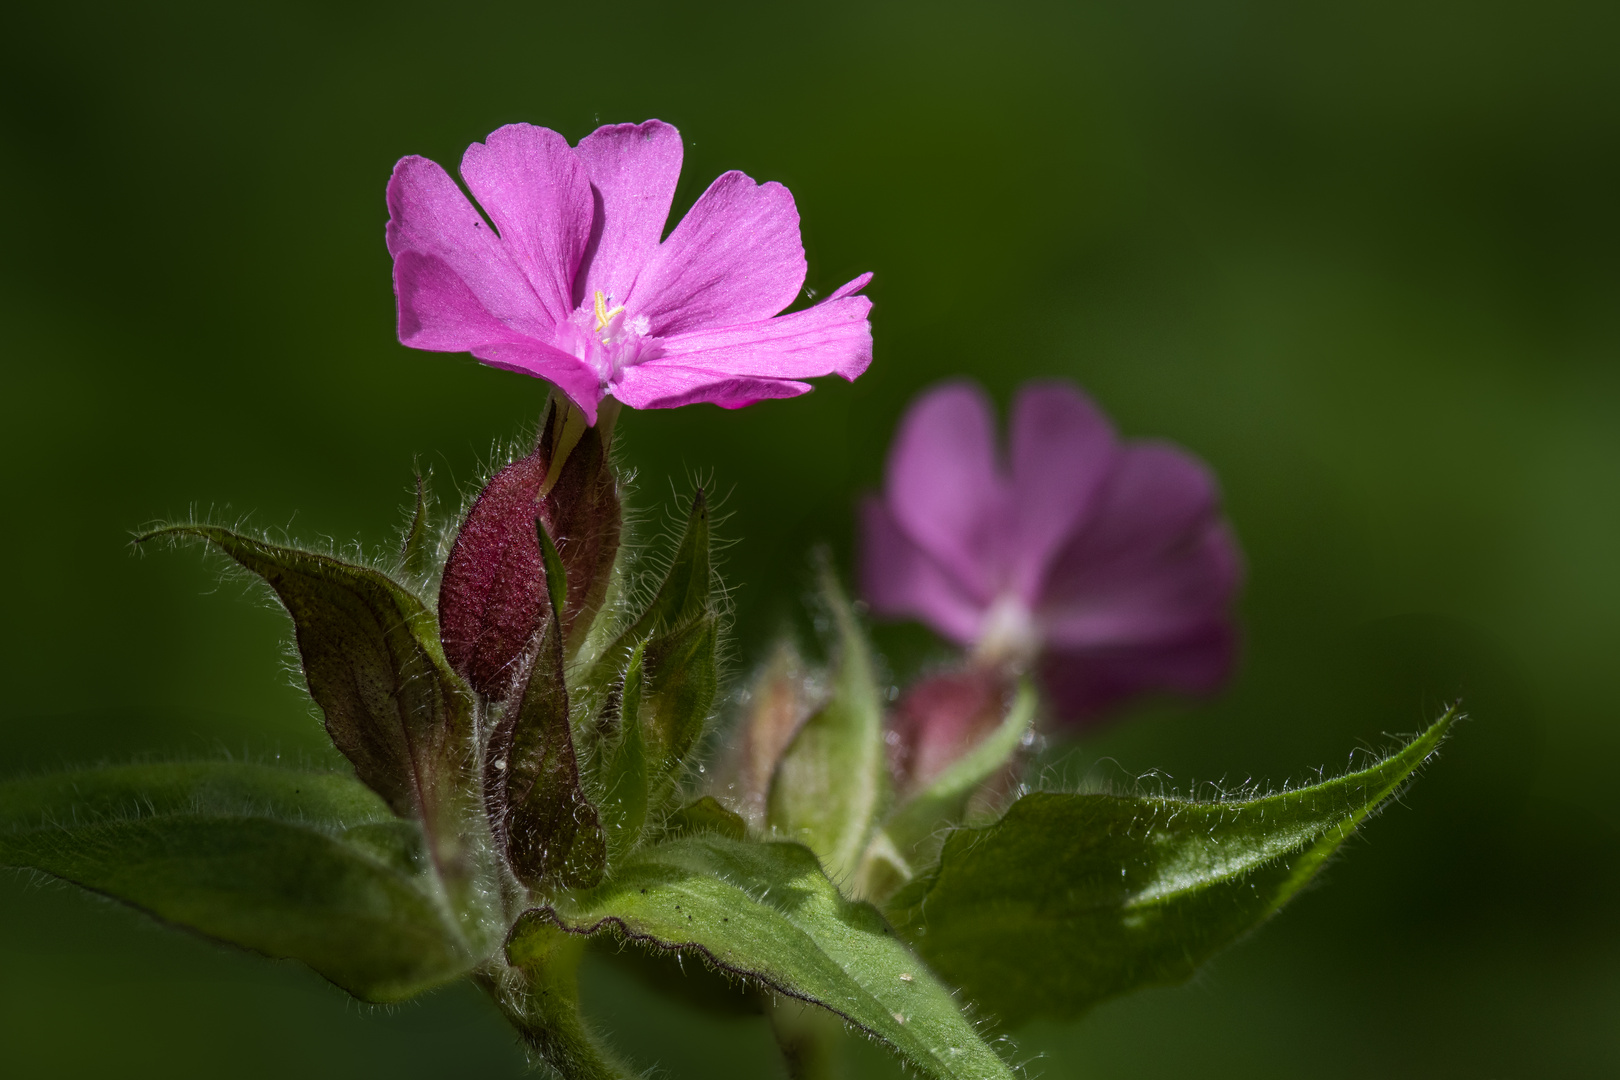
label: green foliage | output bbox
[577,491,718,807]
[581,489,712,698]
[661,796,748,842]
[0,763,482,1002]
[137,527,477,866]
[71,460,1456,1080]
[400,473,436,583]
[594,642,650,863]
[768,563,888,882]
[639,613,719,794]
[514,833,1016,1080]
[886,710,1457,1025]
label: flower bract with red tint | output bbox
[861,379,1243,723]
[386,121,873,423]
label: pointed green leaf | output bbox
[0,762,481,1002]
[140,527,480,876]
[536,517,570,628]
[637,487,712,634]
[490,609,606,890]
[661,796,747,842]
[768,564,887,882]
[885,710,1456,1024]
[859,680,1035,900]
[512,834,1016,1080]
[577,490,712,710]
[640,613,719,798]
[400,472,436,583]
[596,642,649,862]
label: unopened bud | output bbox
[886,666,1013,797]
[439,398,622,699]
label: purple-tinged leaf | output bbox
[141,527,476,872]
[486,529,606,890]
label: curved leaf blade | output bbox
[885,710,1456,1024]
[513,834,1015,1080]
[0,762,480,1002]
[140,527,473,839]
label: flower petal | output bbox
[883,382,1005,603]
[1007,381,1117,603]
[573,120,684,310]
[469,341,604,425]
[859,496,984,645]
[653,281,873,381]
[1038,620,1238,724]
[459,124,594,327]
[627,171,807,336]
[386,155,555,345]
[608,364,812,411]
[1038,442,1242,649]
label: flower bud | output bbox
[885,665,1014,798]
[438,400,621,699]
[727,642,819,827]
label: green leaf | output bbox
[635,487,712,634]
[768,563,887,882]
[513,833,1015,1080]
[640,613,719,798]
[595,642,649,862]
[140,527,476,856]
[0,762,481,1002]
[536,517,570,627]
[885,710,1456,1024]
[661,796,747,842]
[859,680,1036,900]
[577,490,712,708]
[400,472,436,583]
[489,605,606,891]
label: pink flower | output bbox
[861,380,1243,723]
[386,121,873,423]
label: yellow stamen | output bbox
[593,290,625,333]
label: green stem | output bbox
[486,924,634,1080]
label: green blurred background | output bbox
[4,1,1618,1076]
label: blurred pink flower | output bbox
[386,121,873,423]
[861,380,1243,723]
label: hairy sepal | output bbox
[0,763,483,1002]
[487,600,607,892]
[577,491,717,807]
[510,833,1017,1080]
[594,642,650,863]
[885,710,1457,1024]
[768,562,888,883]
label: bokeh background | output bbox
[4,2,1618,1076]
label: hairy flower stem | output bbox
[482,929,634,1080]
[770,1003,846,1080]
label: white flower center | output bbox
[972,593,1041,670]
[562,290,658,386]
